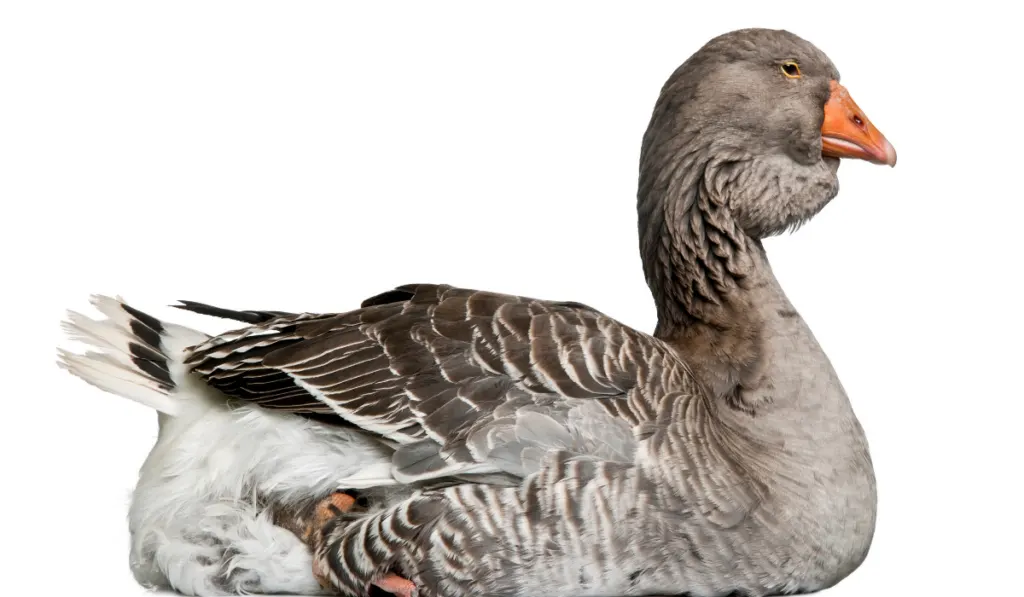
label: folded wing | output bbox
[183,284,696,483]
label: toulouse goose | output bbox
[58,27,896,597]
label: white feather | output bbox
[58,296,398,595]
[336,461,401,489]
[57,347,179,414]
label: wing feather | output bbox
[183,283,698,481]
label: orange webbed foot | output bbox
[308,492,417,597]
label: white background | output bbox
[2,1,1021,595]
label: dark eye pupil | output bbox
[784,63,798,76]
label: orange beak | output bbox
[821,80,897,167]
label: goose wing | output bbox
[182,283,698,483]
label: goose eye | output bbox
[781,61,801,78]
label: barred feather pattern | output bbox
[313,435,773,597]
[178,282,870,597]
[184,284,696,485]
[311,388,865,597]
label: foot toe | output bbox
[373,573,417,597]
[307,492,359,589]
[303,491,356,543]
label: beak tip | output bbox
[882,139,897,167]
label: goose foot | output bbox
[309,491,417,597]
[372,573,417,597]
[309,492,357,588]
[305,491,357,542]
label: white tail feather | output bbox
[61,311,140,365]
[88,293,135,329]
[57,295,210,417]
[57,348,181,415]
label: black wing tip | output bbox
[172,300,286,324]
[360,288,417,308]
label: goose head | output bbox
[638,28,896,341]
[639,28,896,242]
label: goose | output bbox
[58,27,896,597]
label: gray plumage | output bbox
[59,27,894,597]
[186,285,670,482]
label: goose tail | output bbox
[57,295,210,416]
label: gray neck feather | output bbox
[638,117,776,329]
[637,85,841,402]
[639,150,756,337]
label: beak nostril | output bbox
[852,114,864,127]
